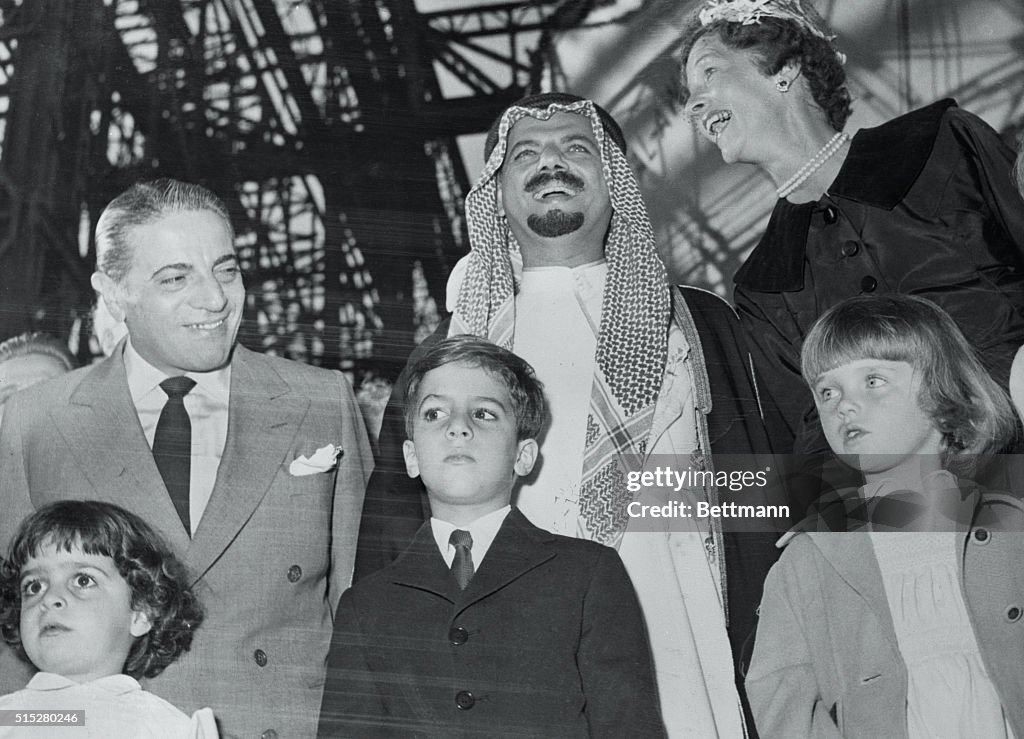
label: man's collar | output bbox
[735,99,956,293]
[122,338,231,403]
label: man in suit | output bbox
[319,335,665,737]
[0,179,373,739]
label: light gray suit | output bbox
[0,343,372,739]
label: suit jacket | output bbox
[0,343,373,739]
[745,490,1024,738]
[355,286,787,736]
[319,508,666,738]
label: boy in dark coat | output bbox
[318,335,665,738]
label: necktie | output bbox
[154,376,196,534]
[449,529,474,590]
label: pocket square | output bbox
[289,443,342,476]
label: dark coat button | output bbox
[859,276,877,293]
[448,626,469,645]
[974,528,990,543]
[1007,606,1022,622]
[254,649,268,667]
[841,240,860,257]
[287,565,302,583]
[261,731,278,739]
[823,206,838,225]
[455,690,475,710]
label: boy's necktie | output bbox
[154,376,196,535]
[449,529,474,590]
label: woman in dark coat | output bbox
[678,0,1024,456]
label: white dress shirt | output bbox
[430,505,511,569]
[123,341,230,534]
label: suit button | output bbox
[1007,606,1022,622]
[287,565,302,583]
[455,690,475,710]
[449,626,469,646]
[261,731,278,739]
[841,240,860,257]
[974,528,990,544]
[823,206,838,224]
[859,276,877,293]
[254,649,268,667]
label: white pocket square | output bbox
[289,444,342,476]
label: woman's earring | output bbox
[775,78,790,92]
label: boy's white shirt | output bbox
[430,505,511,568]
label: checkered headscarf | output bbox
[451,98,670,545]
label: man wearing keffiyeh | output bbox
[356,93,784,738]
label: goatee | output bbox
[527,210,585,238]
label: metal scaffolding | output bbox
[0,0,577,375]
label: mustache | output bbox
[524,171,585,193]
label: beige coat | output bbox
[746,489,1024,738]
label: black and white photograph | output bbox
[0,0,1022,737]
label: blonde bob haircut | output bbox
[801,294,1016,475]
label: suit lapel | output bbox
[57,350,192,552]
[456,509,556,611]
[185,346,309,578]
[388,522,458,601]
[809,532,899,652]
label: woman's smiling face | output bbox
[683,34,784,165]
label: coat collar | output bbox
[734,99,957,293]
[387,508,558,610]
[784,479,983,611]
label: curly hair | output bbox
[678,16,852,132]
[800,295,1017,476]
[404,335,547,442]
[0,501,203,679]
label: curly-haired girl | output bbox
[0,500,216,737]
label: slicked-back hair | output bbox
[94,178,233,283]
[678,16,852,132]
[0,332,76,373]
[0,501,204,680]
[801,295,1017,474]
[403,335,547,442]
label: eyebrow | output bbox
[149,252,239,281]
[418,393,510,410]
[508,133,595,152]
[688,50,718,71]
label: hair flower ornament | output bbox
[698,0,840,45]
[699,0,774,28]
[289,443,342,476]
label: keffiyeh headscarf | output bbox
[450,96,670,545]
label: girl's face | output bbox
[812,359,945,485]
[683,34,785,166]
[19,541,151,683]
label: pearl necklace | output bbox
[776,131,850,199]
